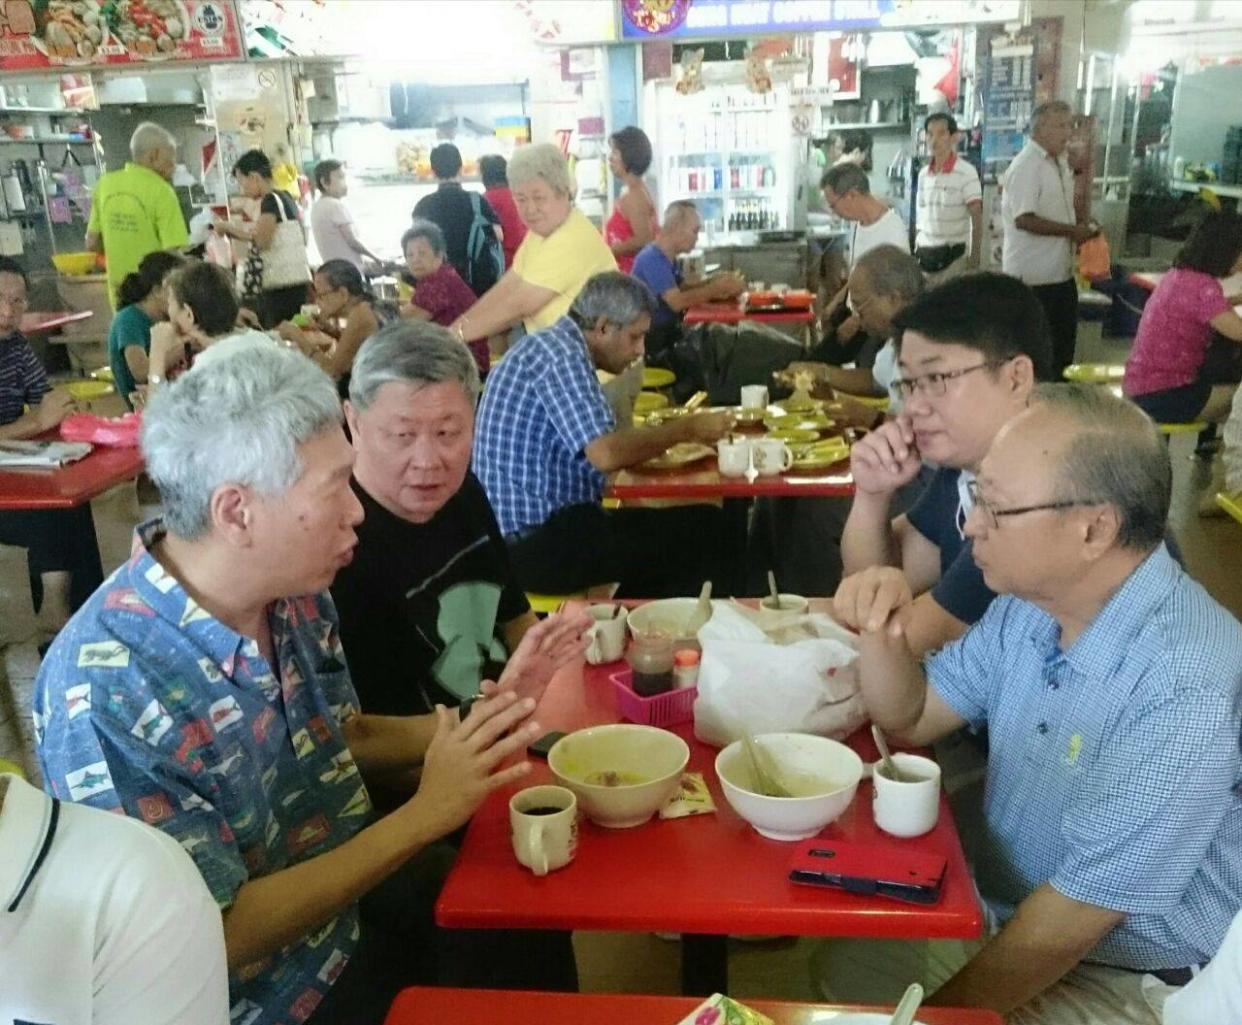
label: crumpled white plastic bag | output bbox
[693,601,866,748]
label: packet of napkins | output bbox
[674,993,774,1025]
[659,772,716,819]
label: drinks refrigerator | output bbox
[645,74,803,239]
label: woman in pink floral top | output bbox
[402,220,488,375]
[1123,212,1242,424]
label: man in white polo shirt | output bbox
[1001,100,1097,377]
[0,771,228,1025]
[915,112,982,285]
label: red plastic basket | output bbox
[609,668,697,727]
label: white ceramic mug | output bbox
[752,437,793,476]
[872,752,941,838]
[739,385,769,410]
[510,785,578,876]
[757,593,809,628]
[585,603,628,664]
[716,437,752,478]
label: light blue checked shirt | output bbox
[473,316,615,537]
[928,543,1242,970]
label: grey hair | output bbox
[402,219,446,258]
[663,199,700,227]
[130,121,176,161]
[348,320,480,411]
[1030,382,1171,551]
[507,143,574,198]
[1032,100,1073,128]
[141,339,343,540]
[853,245,924,304]
[821,162,871,196]
[569,271,656,329]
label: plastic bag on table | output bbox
[59,411,142,447]
[693,601,866,748]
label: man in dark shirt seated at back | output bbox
[412,143,500,296]
[333,321,586,732]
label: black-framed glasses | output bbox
[966,479,1104,530]
[893,361,1004,399]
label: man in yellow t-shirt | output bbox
[85,122,189,308]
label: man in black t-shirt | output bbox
[412,143,500,296]
[333,321,586,718]
[834,274,1055,655]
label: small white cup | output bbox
[717,437,752,478]
[585,603,628,664]
[872,752,941,838]
[758,593,809,627]
[752,437,793,476]
[740,385,769,410]
[510,785,578,876]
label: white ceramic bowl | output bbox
[626,598,715,645]
[715,732,863,841]
[549,724,689,828]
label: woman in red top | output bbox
[402,220,488,376]
[605,126,659,274]
[480,155,527,270]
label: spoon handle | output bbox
[889,982,924,1025]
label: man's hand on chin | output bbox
[482,608,591,707]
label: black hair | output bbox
[167,262,239,337]
[608,126,653,176]
[232,149,273,180]
[0,255,28,286]
[429,143,463,180]
[924,112,959,135]
[1173,211,1242,278]
[116,250,185,309]
[313,158,343,193]
[479,154,508,189]
[821,162,871,196]
[315,259,371,299]
[892,272,1055,383]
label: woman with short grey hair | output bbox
[448,142,617,344]
[401,219,482,373]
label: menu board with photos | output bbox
[0,0,244,72]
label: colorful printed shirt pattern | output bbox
[33,520,372,1025]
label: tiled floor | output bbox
[3,346,1240,1001]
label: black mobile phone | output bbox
[527,731,567,759]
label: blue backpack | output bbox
[466,192,504,296]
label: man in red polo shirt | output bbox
[914,113,983,285]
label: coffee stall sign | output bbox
[0,0,244,71]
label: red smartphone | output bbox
[788,840,947,905]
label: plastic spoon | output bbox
[684,580,713,635]
[742,729,791,798]
[889,982,924,1025]
[872,723,916,784]
[767,570,780,607]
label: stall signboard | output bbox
[620,0,1021,39]
[0,0,244,72]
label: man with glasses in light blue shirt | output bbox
[834,273,1055,656]
[842,383,1242,1023]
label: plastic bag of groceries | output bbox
[693,601,866,748]
[59,411,142,447]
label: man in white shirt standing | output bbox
[822,162,909,270]
[310,160,381,273]
[1001,100,1096,377]
[915,112,983,286]
[0,771,228,1025]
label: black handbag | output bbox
[915,243,966,274]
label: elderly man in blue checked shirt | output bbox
[817,382,1242,1023]
[473,270,735,597]
[34,338,587,1025]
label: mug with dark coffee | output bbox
[509,784,578,876]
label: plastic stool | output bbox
[1216,492,1242,526]
[526,592,587,616]
[1157,421,1208,436]
[1063,363,1124,384]
[642,367,676,390]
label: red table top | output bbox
[386,988,1004,1025]
[0,443,144,510]
[609,458,854,500]
[685,303,816,326]
[436,653,982,940]
[21,310,93,333]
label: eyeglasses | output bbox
[966,479,1104,531]
[893,361,1003,399]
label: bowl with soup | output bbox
[715,732,863,840]
[548,724,689,828]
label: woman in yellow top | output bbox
[450,143,617,345]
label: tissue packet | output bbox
[674,993,774,1025]
[659,772,716,819]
